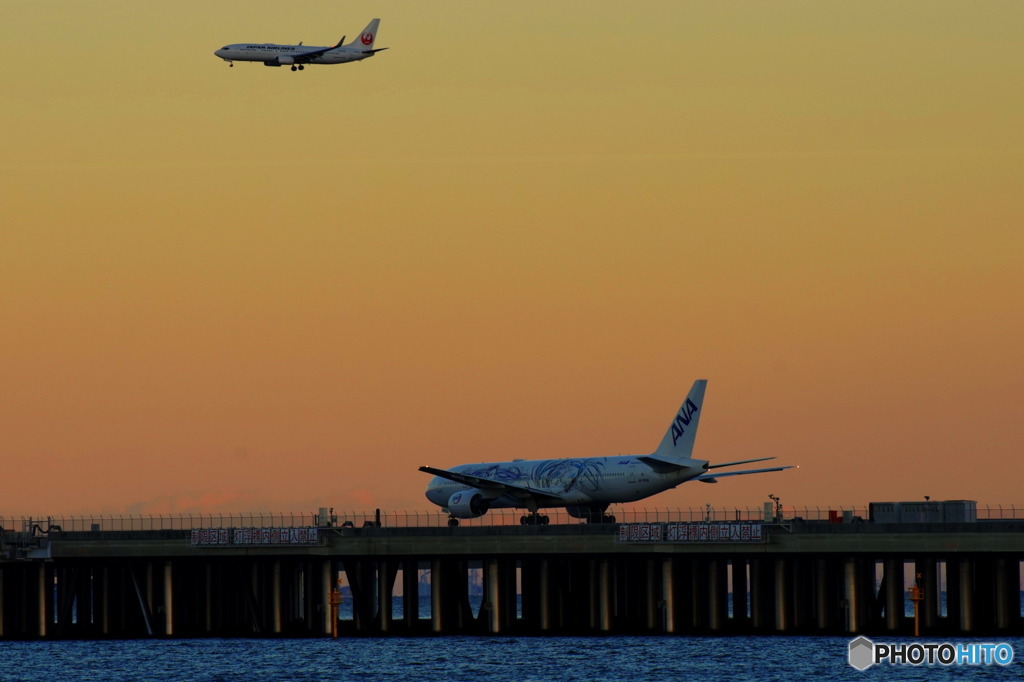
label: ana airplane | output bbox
[214,19,386,71]
[421,380,795,526]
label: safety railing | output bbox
[3,505,1021,533]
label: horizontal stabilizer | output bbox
[707,457,776,470]
[694,465,796,481]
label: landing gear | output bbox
[519,513,550,525]
[586,511,616,524]
[290,64,305,72]
[228,62,234,68]
[447,517,459,527]
[291,65,297,71]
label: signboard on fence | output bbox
[617,522,764,544]
[190,527,321,547]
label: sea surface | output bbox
[1,636,1022,681]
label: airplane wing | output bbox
[419,465,567,505]
[695,465,796,483]
[291,38,346,63]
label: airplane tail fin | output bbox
[653,380,708,461]
[347,18,381,50]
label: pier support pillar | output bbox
[272,561,282,634]
[730,559,748,626]
[0,569,6,638]
[958,558,975,633]
[708,559,728,632]
[661,558,676,634]
[915,558,938,632]
[749,558,769,631]
[402,561,420,632]
[539,559,552,632]
[843,558,862,633]
[38,562,47,638]
[101,567,110,636]
[597,558,612,632]
[774,558,790,632]
[484,558,501,634]
[430,559,443,633]
[994,557,1020,631]
[814,558,832,632]
[688,558,709,631]
[164,561,174,636]
[376,560,392,633]
[320,560,333,636]
[884,558,904,633]
[645,560,658,631]
[791,558,810,631]
[204,563,213,634]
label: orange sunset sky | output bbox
[2,1,1022,516]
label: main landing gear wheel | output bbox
[447,518,459,527]
[519,514,550,525]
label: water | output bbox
[2,636,1022,681]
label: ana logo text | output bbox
[670,399,699,446]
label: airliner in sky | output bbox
[421,380,796,525]
[214,19,386,71]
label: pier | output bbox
[1,507,1022,638]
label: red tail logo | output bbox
[361,32,374,45]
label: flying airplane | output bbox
[214,19,386,71]
[421,380,795,526]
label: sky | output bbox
[1,1,1022,516]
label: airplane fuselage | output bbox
[425,454,708,515]
[214,18,384,70]
[214,43,374,66]
[421,380,795,523]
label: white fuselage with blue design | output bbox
[421,380,794,520]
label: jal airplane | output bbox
[214,19,386,71]
[421,380,795,526]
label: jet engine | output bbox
[446,492,490,519]
[277,56,296,65]
[567,504,614,523]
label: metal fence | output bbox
[4,505,1022,533]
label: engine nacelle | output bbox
[262,60,282,67]
[277,56,296,65]
[446,492,490,519]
